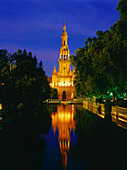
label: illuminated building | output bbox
[48,22,75,100]
[51,105,75,170]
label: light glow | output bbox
[59,81,71,86]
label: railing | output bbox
[83,100,127,129]
[111,106,127,129]
[83,101,105,118]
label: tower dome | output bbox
[61,21,68,38]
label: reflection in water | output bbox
[70,106,127,170]
[1,104,127,170]
[51,104,75,170]
[0,108,51,170]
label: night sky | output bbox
[0,0,119,77]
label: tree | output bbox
[117,0,127,20]
[0,49,51,113]
[70,14,127,100]
[50,88,58,99]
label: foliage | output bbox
[50,88,58,99]
[70,0,127,100]
[0,49,51,113]
[117,0,127,20]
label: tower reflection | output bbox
[51,104,76,170]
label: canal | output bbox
[0,104,127,170]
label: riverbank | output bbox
[46,98,83,104]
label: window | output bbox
[64,55,65,60]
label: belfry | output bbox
[49,22,75,100]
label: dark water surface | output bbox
[0,104,127,170]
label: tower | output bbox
[59,21,70,60]
[49,22,75,100]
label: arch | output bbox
[62,91,66,100]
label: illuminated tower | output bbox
[59,21,70,66]
[49,22,75,100]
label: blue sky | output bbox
[0,0,120,76]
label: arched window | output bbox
[64,55,65,60]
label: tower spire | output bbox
[53,65,57,74]
[59,21,70,60]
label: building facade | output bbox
[49,22,75,100]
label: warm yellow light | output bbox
[59,81,71,86]
[0,104,2,110]
[58,112,71,122]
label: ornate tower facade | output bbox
[50,22,75,100]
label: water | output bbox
[0,104,127,170]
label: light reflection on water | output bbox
[51,104,76,169]
[44,104,127,170]
[43,104,82,170]
[0,104,127,170]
